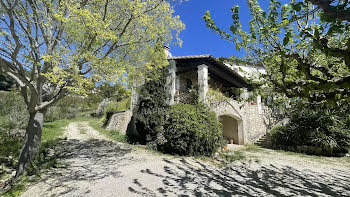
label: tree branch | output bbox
[307,0,350,21]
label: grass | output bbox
[214,143,350,167]
[219,150,246,162]
[244,144,266,152]
[86,116,126,142]
[1,179,26,197]
[0,136,22,160]
[42,119,70,142]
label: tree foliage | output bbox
[0,0,184,114]
[203,0,350,105]
[0,0,184,178]
[270,106,350,155]
[307,0,350,21]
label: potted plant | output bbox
[221,138,228,151]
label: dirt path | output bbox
[21,122,350,197]
[63,122,108,141]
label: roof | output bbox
[168,55,250,89]
[168,55,213,60]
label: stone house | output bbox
[106,48,268,145]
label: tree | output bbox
[0,0,184,178]
[133,68,169,147]
[307,0,350,21]
[203,0,350,105]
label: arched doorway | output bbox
[219,115,243,145]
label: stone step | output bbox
[255,134,268,147]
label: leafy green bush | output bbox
[90,83,131,116]
[162,103,223,156]
[269,125,292,147]
[270,107,350,155]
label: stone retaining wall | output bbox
[105,110,132,134]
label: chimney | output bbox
[163,45,172,58]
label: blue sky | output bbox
[170,0,254,58]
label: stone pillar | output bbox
[198,64,208,103]
[240,88,249,105]
[168,60,176,105]
[131,85,138,110]
[257,95,262,114]
[175,77,180,104]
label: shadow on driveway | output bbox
[129,158,350,197]
[25,138,133,197]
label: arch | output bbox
[219,114,244,145]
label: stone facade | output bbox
[209,99,267,145]
[167,54,268,145]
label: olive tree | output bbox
[0,0,184,178]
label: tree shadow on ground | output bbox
[129,158,350,197]
[28,139,133,197]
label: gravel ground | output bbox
[21,122,350,197]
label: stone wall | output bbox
[242,105,267,142]
[105,110,133,134]
[210,99,267,144]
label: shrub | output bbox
[0,131,22,159]
[0,91,28,137]
[104,98,131,114]
[101,98,131,126]
[270,125,291,147]
[133,68,169,146]
[95,98,111,117]
[45,96,81,122]
[161,103,223,156]
[270,107,350,155]
[45,106,61,122]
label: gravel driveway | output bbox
[21,122,350,197]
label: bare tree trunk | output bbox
[14,111,44,179]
